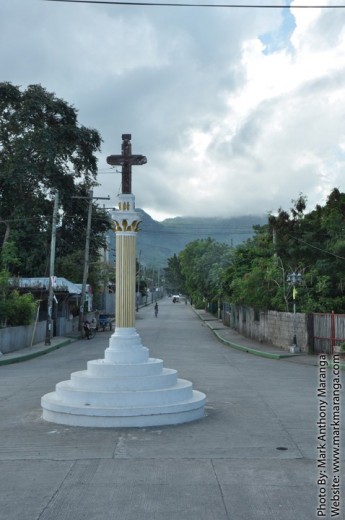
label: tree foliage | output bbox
[0,270,36,327]
[164,254,185,294]
[0,82,111,281]
[166,188,345,314]
[228,189,345,312]
[166,238,232,308]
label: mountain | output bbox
[135,210,267,267]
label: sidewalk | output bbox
[0,335,78,366]
[193,308,344,368]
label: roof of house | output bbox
[12,277,82,295]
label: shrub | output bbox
[6,291,36,326]
[0,269,37,327]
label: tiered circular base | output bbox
[41,328,206,427]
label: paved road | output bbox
[0,298,343,519]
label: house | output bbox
[10,277,92,335]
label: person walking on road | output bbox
[154,302,158,317]
[83,320,91,339]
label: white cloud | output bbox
[1,0,345,219]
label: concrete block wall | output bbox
[0,321,46,354]
[0,317,79,354]
[267,310,308,350]
[229,305,309,352]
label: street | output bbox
[0,297,343,520]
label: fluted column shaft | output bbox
[111,193,140,333]
[115,232,136,328]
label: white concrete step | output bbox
[86,357,163,377]
[70,367,178,391]
[54,378,194,407]
[41,389,206,427]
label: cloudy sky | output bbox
[2,0,345,220]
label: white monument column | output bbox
[41,134,206,427]
[104,191,149,367]
[114,195,138,328]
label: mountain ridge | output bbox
[134,210,267,267]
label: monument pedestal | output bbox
[41,327,205,427]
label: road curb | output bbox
[194,309,345,368]
[193,308,301,360]
[0,338,78,366]
[327,360,345,371]
[209,325,295,360]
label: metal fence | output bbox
[313,312,345,354]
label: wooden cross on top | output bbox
[107,134,147,194]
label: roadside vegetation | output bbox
[0,82,112,326]
[0,269,36,327]
[0,82,111,282]
[165,189,345,314]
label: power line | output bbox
[44,0,345,8]
[286,232,345,261]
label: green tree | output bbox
[179,238,231,308]
[6,290,36,326]
[223,223,288,310]
[0,82,110,279]
[229,256,289,311]
[0,240,20,271]
[164,253,185,294]
[55,198,112,287]
[224,189,345,313]
[268,193,307,265]
[0,269,36,327]
[0,269,8,326]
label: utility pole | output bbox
[45,191,59,346]
[102,205,116,311]
[272,226,277,258]
[79,190,93,335]
[76,191,110,335]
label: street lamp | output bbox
[287,271,303,352]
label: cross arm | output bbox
[106,154,147,166]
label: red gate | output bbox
[313,312,345,354]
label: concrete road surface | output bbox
[0,297,343,520]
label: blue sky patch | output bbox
[259,3,296,55]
